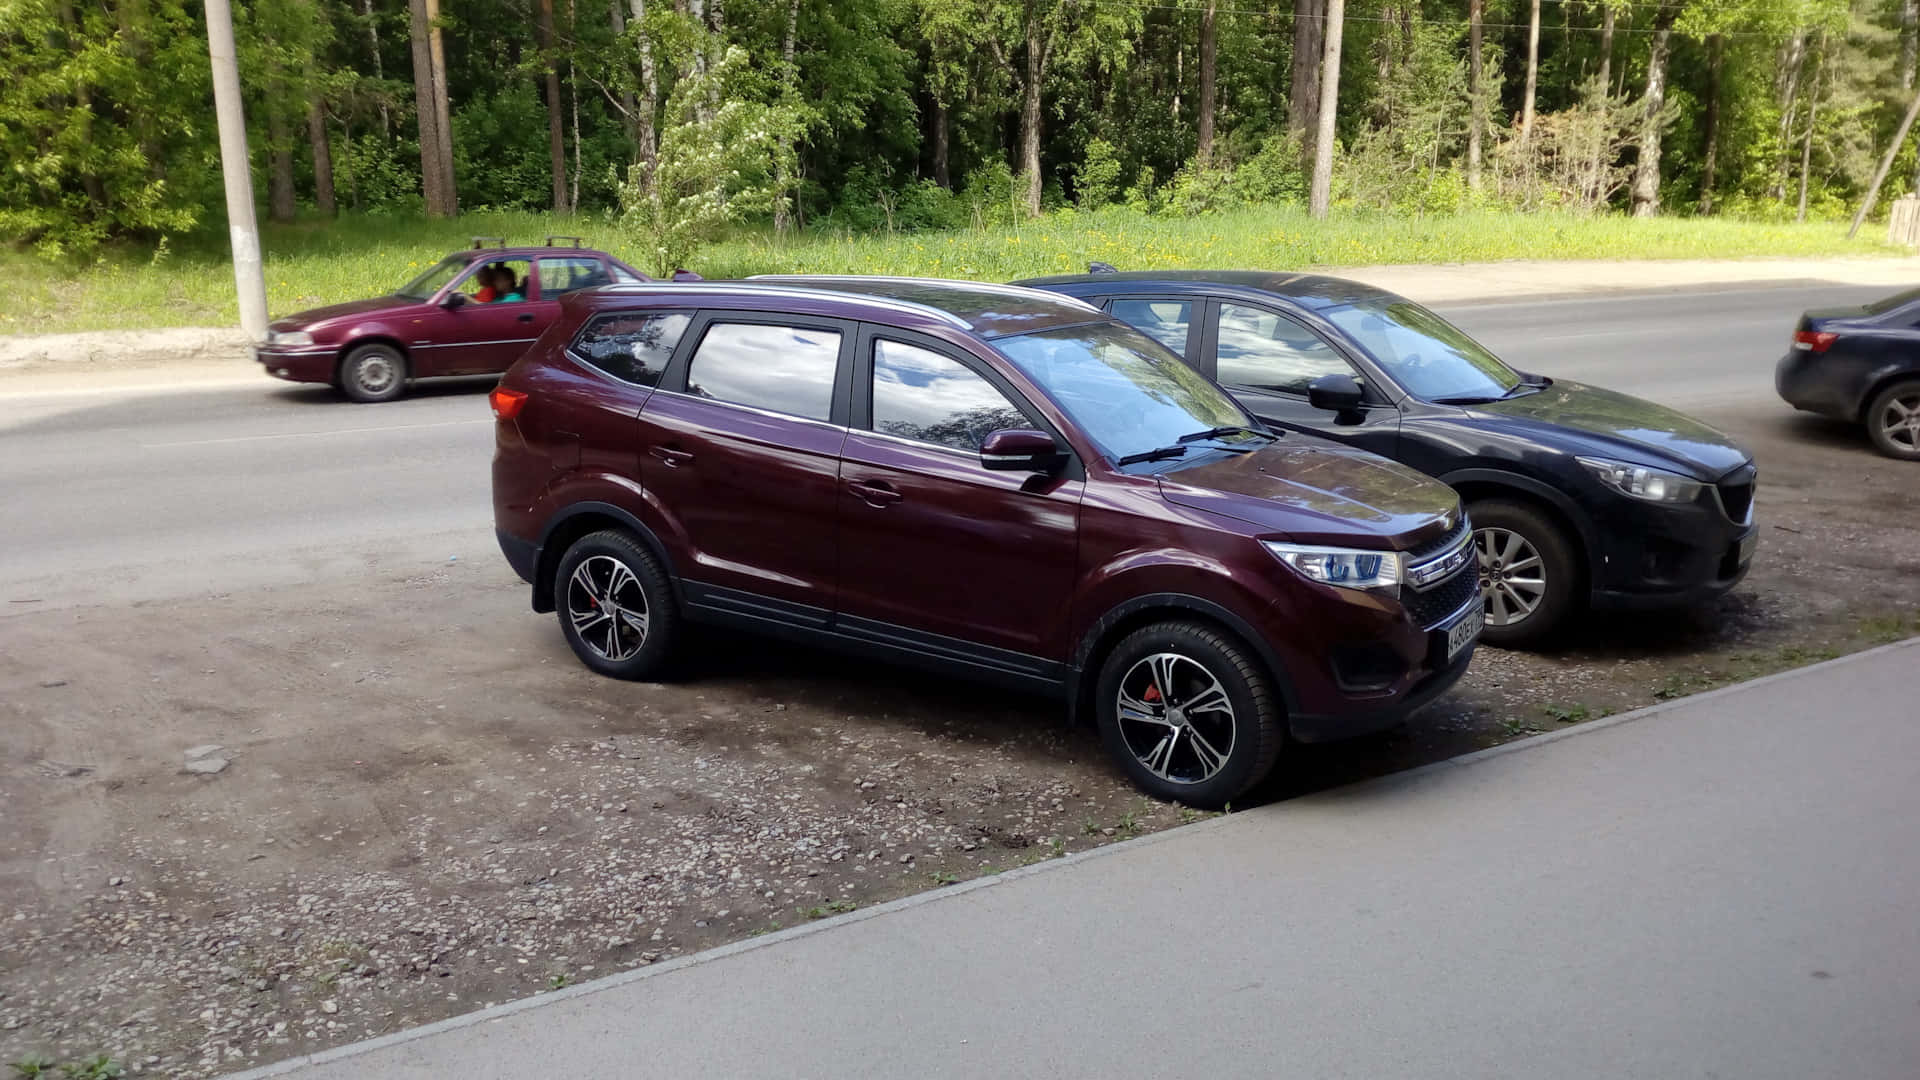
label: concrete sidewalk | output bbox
[230,639,1920,1080]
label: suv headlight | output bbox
[269,330,313,347]
[1577,457,1703,503]
[1263,541,1403,592]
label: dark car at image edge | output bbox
[1019,269,1761,648]
[491,277,1482,806]
[1776,286,1920,460]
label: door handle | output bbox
[847,479,903,507]
[649,445,694,467]
[517,313,536,323]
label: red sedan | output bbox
[255,237,651,402]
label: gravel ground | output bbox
[3,400,1917,1077]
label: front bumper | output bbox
[1586,468,1757,609]
[255,344,338,384]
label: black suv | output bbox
[1021,271,1759,647]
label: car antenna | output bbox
[471,236,506,250]
[544,235,586,249]
[1088,261,1118,274]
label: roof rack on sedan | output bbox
[596,281,971,328]
[747,275,1102,313]
[470,236,507,249]
[544,235,586,249]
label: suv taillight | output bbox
[1792,329,1837,353]
[490,386,527,419]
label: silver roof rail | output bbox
[590,282,971,329]
[747,274,1103,313]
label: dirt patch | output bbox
[2,401,1916,1077]
[0,328,252,374]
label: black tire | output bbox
[338,343,408,403]
[553,530,680,680]
[1093,621,1284,808]
[1865,379,1920,461]
[1469,497,1580,649]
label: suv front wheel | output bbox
[554,530,680,679]
[1470,498,1578,650]
[1094,622,1284,808]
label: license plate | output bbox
[1445,604,1483,663]
[1736,532,1757,566]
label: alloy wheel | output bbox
[1877,391,1920,453]
[1476,526,1548,627]
[565,554,650,662]
[1114,653,1237,785]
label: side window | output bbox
[1214,302,1353,395]
[685,322,841,422]
[1108,298,1193,356]
[460,258,531,303]
[870,340,1030,453]
[537,257,613,298]
[571,311,691,387]
[610,265,646,284]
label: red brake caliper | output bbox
[1142,685,1161,703]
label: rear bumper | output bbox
[1776,350,1868,421]
[256,346,338,384]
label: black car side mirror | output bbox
[980,428,1062,472]
[443,292,469,310]
[1308,373,1366,413]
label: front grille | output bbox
[1403,562,1480,629]
[1407,518,1470,562]
[1717,479,1754,524]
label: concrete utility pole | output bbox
[205,0,270,341]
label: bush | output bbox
[1226,136,1306,205]
[1076,137,1123,210]
[958,160,1019,228]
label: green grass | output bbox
[1,205,1895,337]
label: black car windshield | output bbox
[995,322,1254,464]
[395,256,470,300]
[1320,297,1523,402]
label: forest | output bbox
[2,0,1915,274]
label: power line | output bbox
[1075,0,1792,39]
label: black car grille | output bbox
[1408,518,1471,563]
[1717,479,1754,524]
[1403,562,1480,630]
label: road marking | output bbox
[144,418,489,448]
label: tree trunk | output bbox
[1699,34,1721,214]
[361,0,390,137]
[1289,0,1325,157]
[1520,0,1541,142]
[630,0,658,179]
[1020,13,1045,216]
[308,97,337,216]
[1798,58,1821,223]
[1197,0,1216,169]
[268,98,297,224]
[932,99,951,188]
[1629,6,1676,218]
[609,0,640,147]
[425,0,455,212]
[1774,29,1807,201]
[1903,0,1917,91]
[1308,0,1344,218]
[1850,83,1920,237]
[536,0,568,212]
[407,0,449,215]
[1597,2,1613,95]
[569,0,583,213]
[773,0,800,231]
[1467,0,1482,189]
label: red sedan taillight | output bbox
[1792,329,1838,353]
[490,386,527,419]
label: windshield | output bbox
[395,256,470,300]
[1320,297,1522,402]
[995,322,1253,465]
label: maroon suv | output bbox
[491,278,1481,806]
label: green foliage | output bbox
[616,43,803,275]
[1076,138,1124,210]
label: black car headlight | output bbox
[1577,457,1704,504]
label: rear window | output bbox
[571,311,691,387]
[1865,288,1920,316]
[685,322,841,422]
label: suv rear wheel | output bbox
[339,343,408,403]
[554,530,679,679]
[1469,498,1578,649]
[1094,621,1283,808]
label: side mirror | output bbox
[980,428,1061,472]
[1307,372,1366,413]
[443,292,469,310]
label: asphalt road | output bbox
[0,282,1886,609]
[237,640,1920,1080]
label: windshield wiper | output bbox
[1177,425,1277,444]
[1432,384,1539,405]
[1115,445,1189,466]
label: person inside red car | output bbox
[494,266,525,303]
[472,265,500,304]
